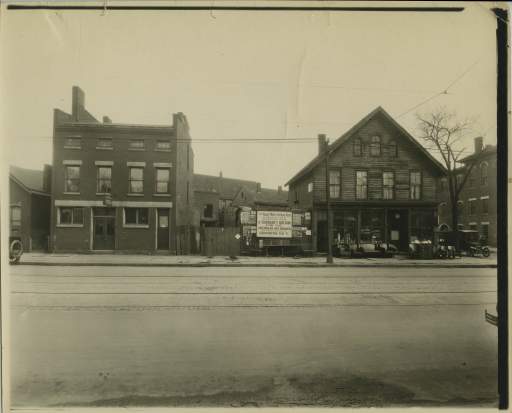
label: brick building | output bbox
[50,86,195,253]
[437,137,497,246]
[193,172,288,227]
[9,165,52,251]
[286,107,446,253]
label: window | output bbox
[97,138,113,149]
[353,138,362,156]
[204,204,213,218]
[129,167,144,194]
[388,140,398,157]
[58,207,84,226]
[383,172,394,200]
[294,190,299,203]
[156,140,171,151]
[480,162,488,186]
[356,171,367,199]
[370,136,381,156]
[155,168,170,193]
[307,182,313,193]
[124,208,149,226]
[469,199,477,215]
[64,137,81,149]
[481,197,489,214]
[481,223,489,241]
[469,223,478,231]
[410,171,421,200]
[440,177,447,191]
[129,139,145,150]
[97,166,112,193]
[329,170,341,198]
[10,206,21,227]
[65,165,80,193]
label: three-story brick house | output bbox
[50,86,195,254]
[286,107,446,253]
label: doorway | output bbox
[157,208,170,250]
[93,208,116,250]
[387,209,409,251]
[317,220,328,253]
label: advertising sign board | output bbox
[256,211,292,238]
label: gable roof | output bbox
[193,174,260,199]
[9,165,49,195]
[285,106,446,186]
[460,144,497,163]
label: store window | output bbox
[65,165,80,193]
[356,171,367,199]
[410,210,435,241]
[360,209,384,244]
[124,208,149,226]
[329,170,341,198]
[58,207,84,226]
[332,209,358,247]
[97,166,112,193]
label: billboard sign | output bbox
[256,211,292,238]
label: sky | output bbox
[0,2,498,189]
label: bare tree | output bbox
[416,109,476,236]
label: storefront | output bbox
[315,206,436,253]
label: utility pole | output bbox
[321,134,333,264]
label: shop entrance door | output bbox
[157,208,170,250]
[93,208,115,250]
[387,209,408,251]
[317,221,328,253]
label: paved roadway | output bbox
[9,265,498,408]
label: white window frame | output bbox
[57,206,85,227]
[64,164,81,194]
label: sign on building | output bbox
[256,211,292,238]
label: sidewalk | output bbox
[17,252,498,268]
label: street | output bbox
[9,265,498,407]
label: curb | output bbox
[16,262,498,269]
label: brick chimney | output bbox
[72,86,86,121]
[474,136,483,154]
[43,164,52,193]
[103,116,112,124]
[318,134,327,154]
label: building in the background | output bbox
[437,137,497,246]
[193,172,288,227]
[286,106,446,253]
[9,165,52,251]
[50,86,196,254]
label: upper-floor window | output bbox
[353,138,362,157]
[129,167,144,194]
[129,139,145,150]
[480,162,488,186]
[97,138,113,150]
[155,168,170,194]
[383,172,394,200]
[356,171,368,199]
[410,171,421,200]
[388,140,398,157]
[481,197,489,214]
[156,140,171,151]
[58,207,84,226]
[10,205,21,228]
[329,170,341,198]
[65,165,80,193]
[469,199,477,215]
[124,207,149,226]
[97,166,112,193]
[370,136,381,156]
[307,182,313,193]
[64,137,81,149]
[204,204,214,218]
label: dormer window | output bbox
[370,136,381,156]
[353,138,362,156]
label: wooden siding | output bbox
[290,112,440,204]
